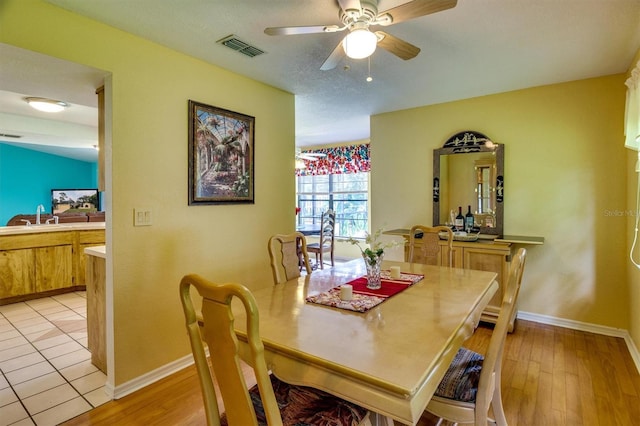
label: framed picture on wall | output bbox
[188,100,255,205]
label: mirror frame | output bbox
[433,131,504,236]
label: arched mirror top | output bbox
[433,131,504,236]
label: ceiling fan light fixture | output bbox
[25,97,69,113]
[343,28,377,59]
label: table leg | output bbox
[371,412,395,426]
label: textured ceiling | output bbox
[1,0,640,161]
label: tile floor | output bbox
[0,292,109,426]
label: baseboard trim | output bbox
[517,310,640,374]
[112,354,195,399]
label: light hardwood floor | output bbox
[62,319,640,425]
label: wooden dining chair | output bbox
[408,225,453,267]
[268,232,312,284]
[179,274,378,426]
[425,248,527,426]
[307,209,335,269]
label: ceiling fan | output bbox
[296,148,327,162]
[265,0,457,70]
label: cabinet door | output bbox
[449,245,463,267]
[76,243,104,286]
[463,246,508,310]
[35,245,73,293]
[0,249,36,298]
[75,230,105,286]
[86,255,107,373]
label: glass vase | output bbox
[363,252,384,290]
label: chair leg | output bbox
[318,250,324,269]
[491,386,507,426]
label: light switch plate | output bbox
[134,208,152,226]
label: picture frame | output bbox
[51,188,100,215]
[188,100,255,205]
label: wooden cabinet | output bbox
[35,245,73,293]
[402,237,515,330]
[0,228,105,304]
[0,249,35,298]
[75,230,107,286]
[459,243,512,328]
[85,247,106,373]
[96,85,105,192]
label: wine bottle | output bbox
[465,205,474,231]
[455,206,464,231]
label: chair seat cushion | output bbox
[434,347,484,403]
[307,243,329,250]
[221,374,368,426]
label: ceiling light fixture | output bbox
[342,24,377,59]
[25,97,69,113]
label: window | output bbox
[296,172,368,238]
[295,144,370,238]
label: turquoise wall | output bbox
[0,143,98,225]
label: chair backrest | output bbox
[179,274,283,426]
[474,247,526,425]
[408,225,453,266]
[268,232,311,284]
[318,209,336,249]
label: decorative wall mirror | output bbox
[433,131,504,236]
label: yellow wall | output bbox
[1,0,295,385]
[371,75,629,329]
[2,0,637,387]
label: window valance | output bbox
[296,144,370,176]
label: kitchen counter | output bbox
[84,244,106,258]
[0,222,105,235]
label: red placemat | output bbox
[305,271,424,313]
[348,270,424,298]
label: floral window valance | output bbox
[296,144,370,176]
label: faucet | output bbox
[45,216,59,225]
[36,204,45,225]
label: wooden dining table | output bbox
[295,223,321,236]
[232,259,498,425]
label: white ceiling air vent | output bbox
[217,35,265,58]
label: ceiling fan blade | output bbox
[320,41,346,70]
[265,25,329,36]
[378,0,457,25]
[376,31,420,60]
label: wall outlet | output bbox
[134,208,152,226]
